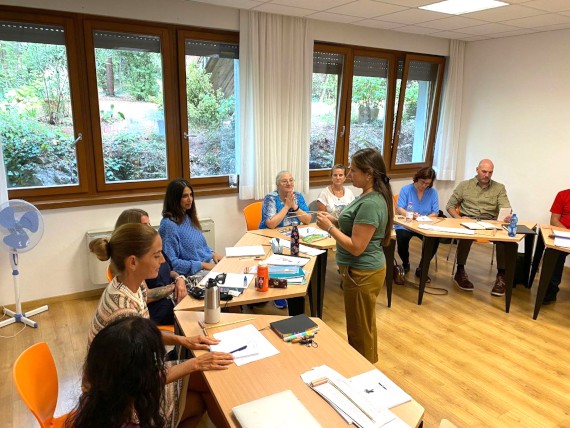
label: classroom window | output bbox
[0,20,81,190]
[180,35,239,179]
[92,30,168,184]
[311,44,445,179]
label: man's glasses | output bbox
[280,179,295,184]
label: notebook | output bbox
[501,224,536,235]
[269,314,319,339]
[232,390,322,428]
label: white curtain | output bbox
[239,11,313,200]
[433,39,465,181]
[0,142,8,205]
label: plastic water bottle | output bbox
[406,202,414,223]
[291,221,300,256]
[507,213,518,237]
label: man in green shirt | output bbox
[446,159,512,296]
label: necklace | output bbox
[330,185,344,198]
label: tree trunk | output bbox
[105,57,115,96]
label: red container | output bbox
[256,262,269,292]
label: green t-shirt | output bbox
[336,191,387,270]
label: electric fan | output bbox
[0,199,47,329]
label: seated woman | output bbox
[66,316,169,428]
[395,167,440,282]
[89,223,233,427]
[114,208,186,326]
[317,164,355,217]
[259,170,311,229]
[259,171,311,310]
[159,178,222,279]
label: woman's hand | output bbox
[193,352,234,371]
[175,277,187,304]
[202,261,216,270]
[316,211,333,232]
[284,191,296,210]
[181,334,220,351]
[212,252,222,263]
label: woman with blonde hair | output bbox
[89,223,233,427]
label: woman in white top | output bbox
[317,164,355,218]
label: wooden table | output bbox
[530,224,570,319]
[248,225,398,316]
[394,217,536,312]
[176,311,425,428]
[174,232,314,316]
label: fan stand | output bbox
[0,253,48,329]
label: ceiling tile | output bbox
[377,0,436,7]
[253,2,315,16]
[377,8,447,24]
[463,4,545,22]
[417,15,486,30]
[533,22,570,31]
[522,0,570,13]
[459,22,523,35]
[193,0,263,9]
[502,12,570,28]
[394,25,440,35]
[309,11,364,24]
[355,18,405,29]
[487,28,539,37]
[459,35,492,41]
[327,0,406,18]
[271,0,353,11]
[430,30,475,38]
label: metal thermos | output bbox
[204,278,220,324]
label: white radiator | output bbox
[86,218,216,285]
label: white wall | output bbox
[0,0,450,304]
[458,29,570,224]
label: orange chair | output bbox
[107,265,174,333]
[393,194,399,214]
[13,342,69,428]
[243,201,263,231]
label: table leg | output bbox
[533,248,560,320]
[417,237,436,305]
[503,242,518,313]
[306,250,327,318]
[529,228,545,287]
[383,239,395,308]
[522,229,536,288]
[287,297,305,316]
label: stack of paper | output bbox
[301,365,406,428]
[461,221,500,230]
[418,224,475,235]
[553,229,570,249]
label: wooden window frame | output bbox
[310,43,446,185]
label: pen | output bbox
[378,382,387,390]
[244,275,248,288]
[230,345,247,353]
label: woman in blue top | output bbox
[159,179,221,277]
[259,170,311,229]
[395,167,440,282]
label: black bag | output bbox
[393,260,405,285]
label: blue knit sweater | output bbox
[159,216,213,276]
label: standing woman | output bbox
[159,178,222,277]
[317,164,355,218]
[316,148,393,363]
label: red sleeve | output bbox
[551,191,564,214]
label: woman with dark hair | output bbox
[316,148,393,363]
[317,164,355,217]
[66,316,166,428]
[114,208,186,325]
[395,167,440,282]
[159,178,222,277]
[89,223,233,427]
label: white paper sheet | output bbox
[415,216,433,222]
[199,272,254,289]
[210,324,279,366]
[348,369,411,410]
[418,224,475,235]
[497,207,512,222]
[265,253,312,266]
[274,239,326,256]
[225,245,265,257]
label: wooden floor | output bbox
[2,239,570,427]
